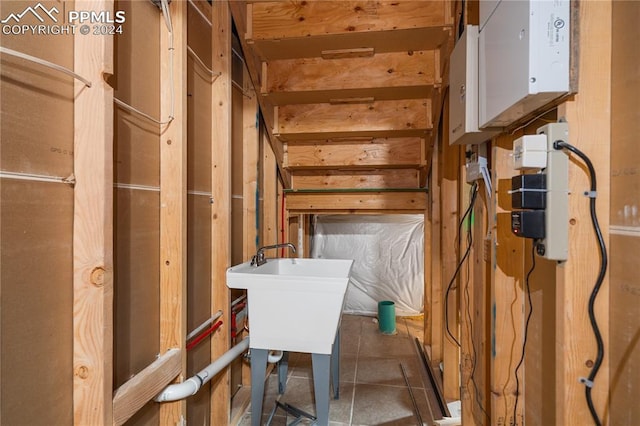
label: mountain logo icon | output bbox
[1,3,59,24]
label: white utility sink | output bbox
[226,258,354,354]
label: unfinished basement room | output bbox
[0,0,638,425]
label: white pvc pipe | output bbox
[155,337,250,402]
[186,310,223,341]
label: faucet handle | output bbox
[250,255,258,266]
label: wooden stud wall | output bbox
[428,4,616,426]
[555,2,611,423]
[158,0,188,423]
[0,1,628,424]
[210,1,233,424]
[73,1,115,424]
[186,0,213,423]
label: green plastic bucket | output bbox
[378,301,396,334]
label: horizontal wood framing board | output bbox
[275,99,432,141]
[112,349,182,426]
[284,137,425,169]
[249,28,451,60]
[248,1,448,40]
[291,169,420,190]
[264,86,434,106]
[262,50,435,105]
[285,190,427,213]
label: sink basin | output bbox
[226,258,354,354]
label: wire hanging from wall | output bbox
[0,46,92,87]
[113,0,178,127]
[444,181,479,347]
[462,224,490,420]
[512,243,537,424]
[187,45,221,82]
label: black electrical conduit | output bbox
[554,140,608,426]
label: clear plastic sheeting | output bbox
[311,215,424,316]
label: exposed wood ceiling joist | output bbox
[230,1,454,211]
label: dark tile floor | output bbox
[237,314,434,426]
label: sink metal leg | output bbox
[250,348,268,426]
[278,351,289,394]
[331,331,340,399]
[311,353,331,426]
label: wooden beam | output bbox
[210,1,233,424]
[429,139,443,364]
[489,135,525,426]
[241,66,258,388]
[159,0,188,423]
[250,27,451,61]
[460,150,490,425]
[424,169,434,347]
[291,169,420,190]
[262,130,278,245]
[440,121,461,401]
[469,186,491,425]
[275,99,432,141]
[285,191,427,213]
[556,1,611,424]
[250,1,448,39]
[458,148,477,426]
[72,1,114,424]
[112,349,182,426]
[262,50,436,105]
[284,138,425,170]
[242,67,259,263]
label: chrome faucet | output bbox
[251,243,297,267]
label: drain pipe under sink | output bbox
[268,350,284,364]
[155,337,250,402]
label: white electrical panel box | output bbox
[449,25,500,145]
[479,0,570,128]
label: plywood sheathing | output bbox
[275,99,432,141]
[262,50,436,105]
[248,1,449,59]
[0,0,75,422]
[609,2,640,425]
[284,138,425,170]
[113,0,163,419]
